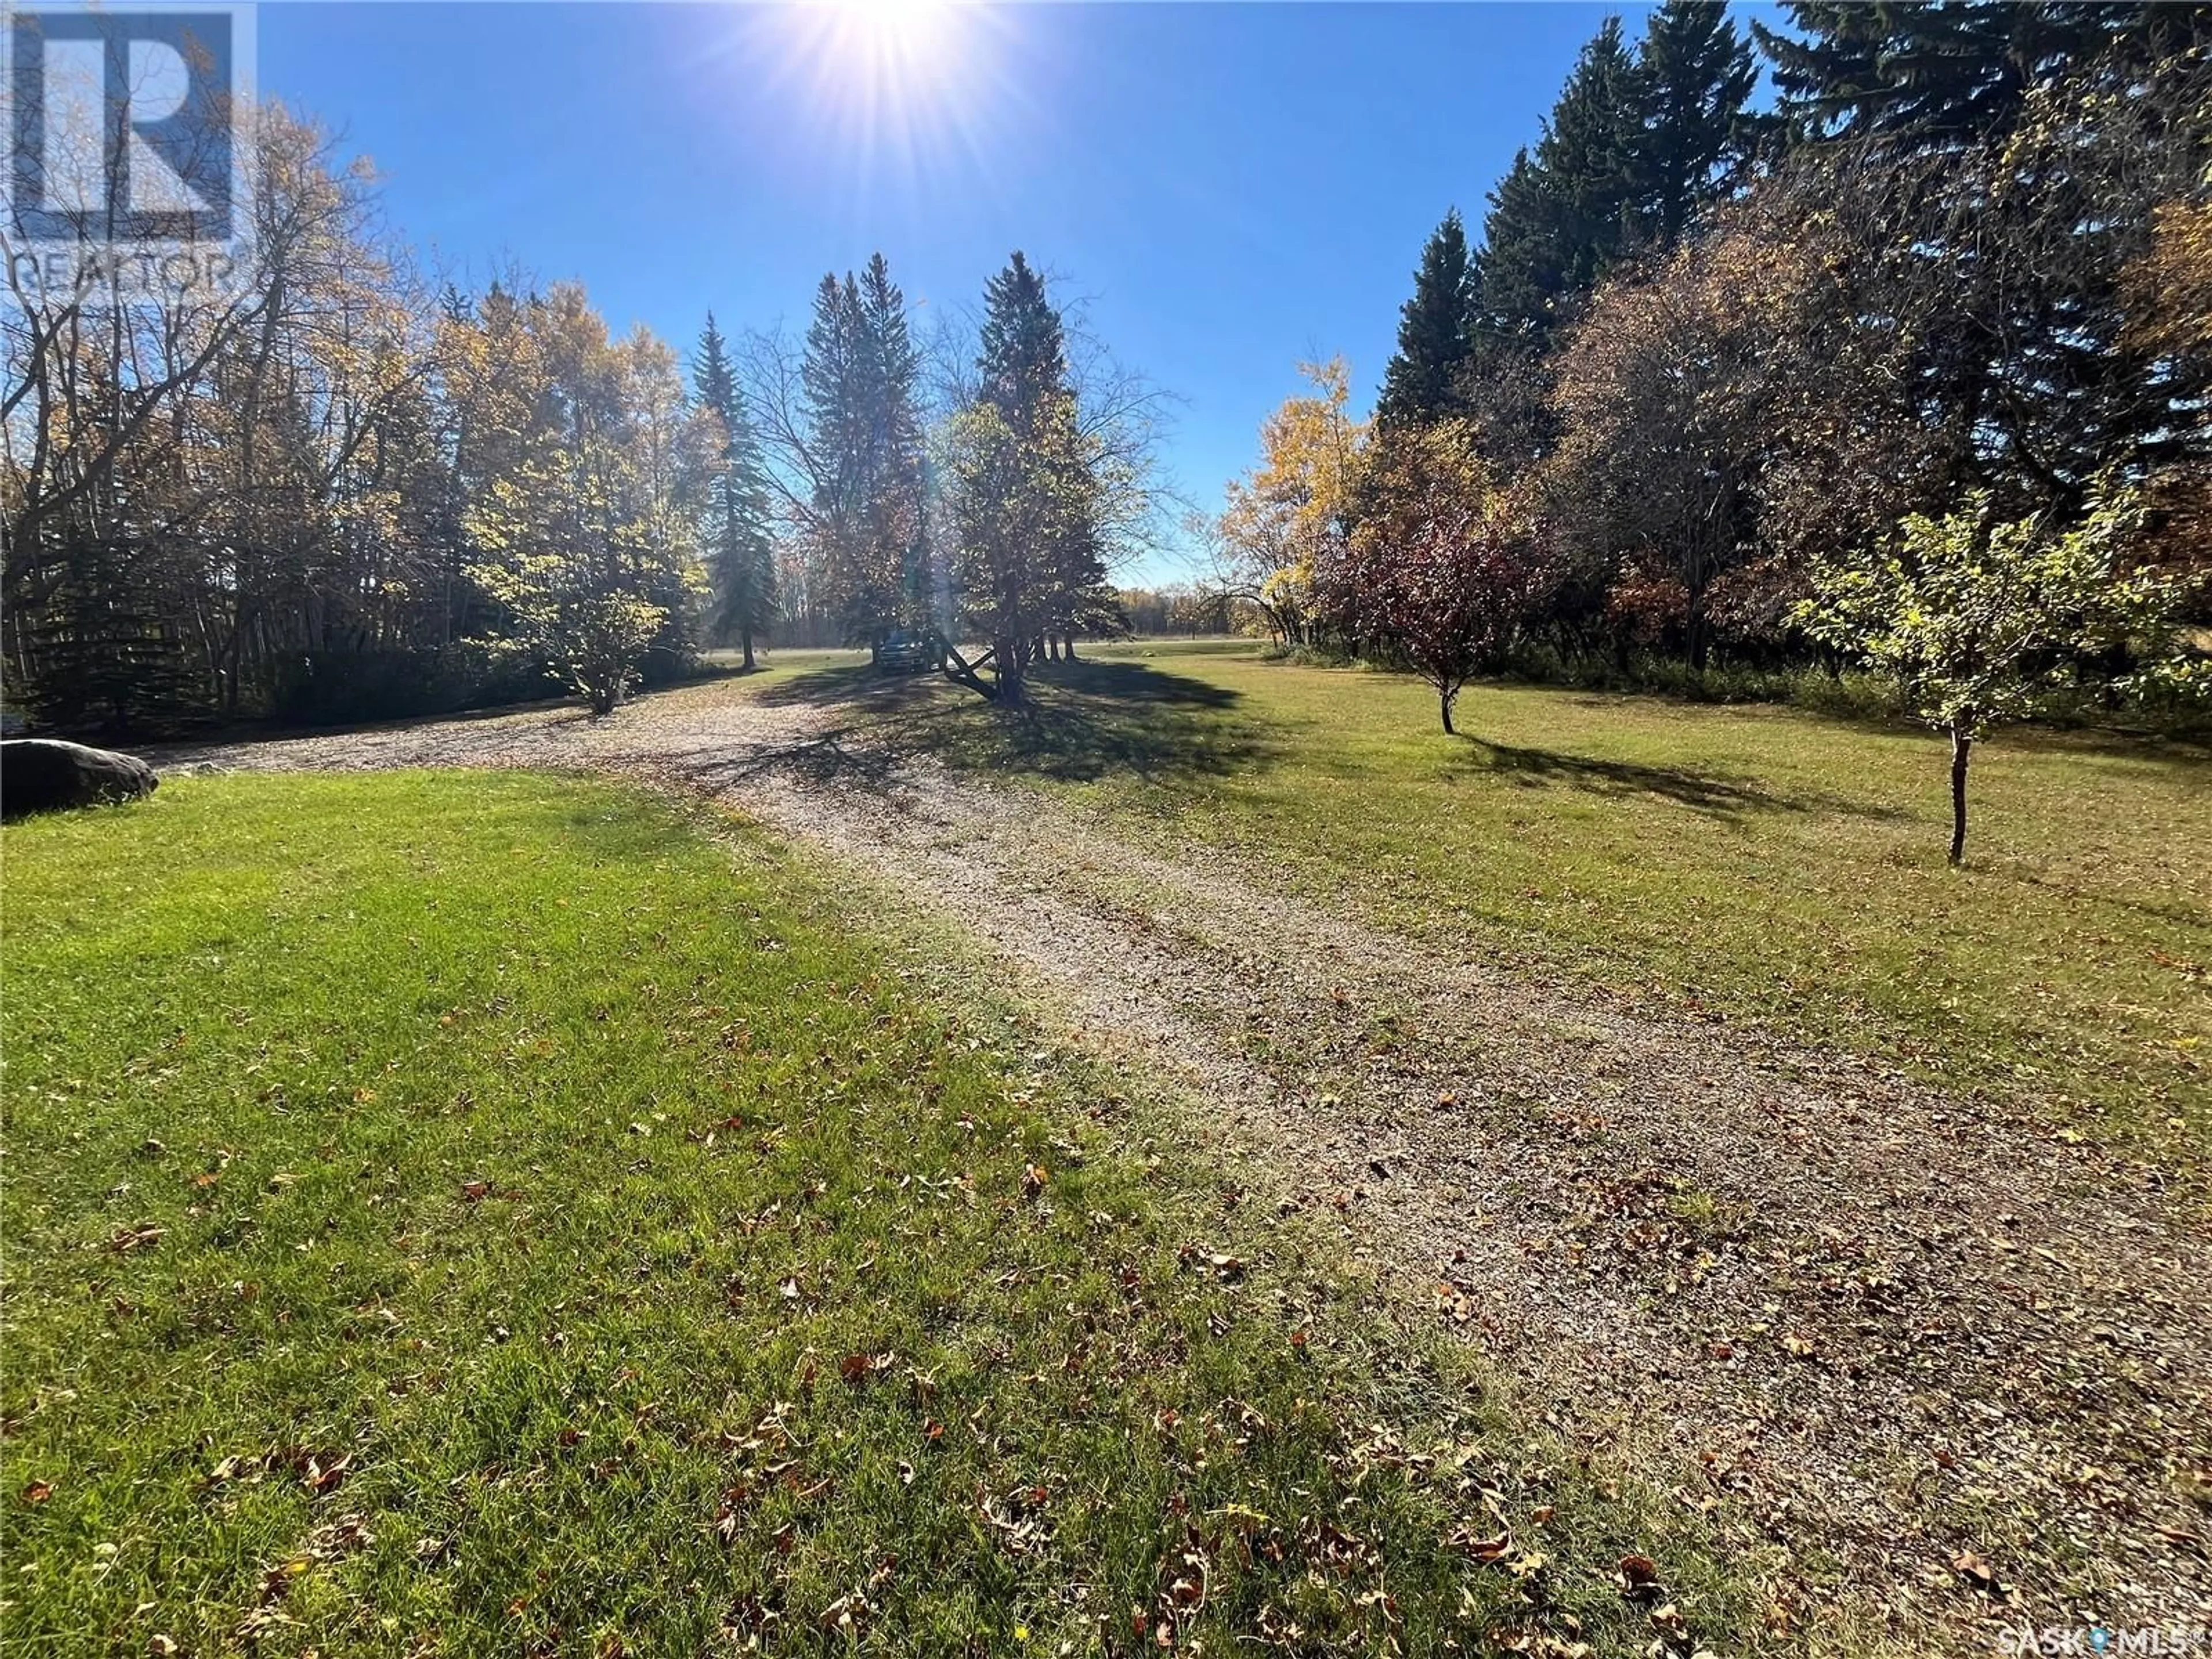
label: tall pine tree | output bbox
[800,256,932,651]
[1750,2,2193,153]
[856,252,931,628]
[692,313,777,669]
[1374,210,1476,430]
[1469,17,1643,361]
[942,253,1110,699]
[1633,1,1757,244]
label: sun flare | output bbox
[745,0,1012,184]
[788,0,970,112]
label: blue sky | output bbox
[263,2,1664,579]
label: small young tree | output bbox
[1316,422,1554,734]
[557,591,669,716]
[1798,486,2196,864]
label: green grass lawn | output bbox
[804,642,2211,1181]
[1,772,1753,1656]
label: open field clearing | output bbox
[119,647,2212,1647]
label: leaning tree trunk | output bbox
[1439,689,1456,734]
[1948,720,1972,866]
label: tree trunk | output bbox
[1063,635,1079,661]
[1948,722,1972,865]
[740,627,755,672]
[991,635,1025,704]
[1440,690,1456,734]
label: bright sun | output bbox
[751,0,1007,180]
[787,0,968,112]
[804,0,956,69]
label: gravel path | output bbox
[156,677,2212,1649]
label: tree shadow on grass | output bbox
[753,661,912,711]
[730,656,1266,790]
[1452,735,1907,823]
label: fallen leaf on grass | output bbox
[1951,1550,2005,1599]
[839,1352,892,1385]
[1617,1554,1662,1599]
[20,1480,52,1505]
[1447,1527,1512,1563]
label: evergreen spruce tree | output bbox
[1750,2,2182,153]
[692,313,777,669]
[857,253,933,634]
[1469,16,1643,362]
[941,252,1111,700]
[1469,150,1557,361]
[975,252,1114,657]
[1542,16,1643,285]
[1633,1,1757,244]
[800,257,931,650]
[978,252,1069,438]
[1375,210,1477,431]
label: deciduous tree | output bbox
[1315,422,1553,733]
[1797,486,2199,862]
[1212,357,1365,646]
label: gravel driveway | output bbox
[156,673,2212,1650]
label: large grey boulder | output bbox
[1,739,160,821]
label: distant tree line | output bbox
[5,91,1167,730]
[1207,0,2212,858]
[1118,585,1234,638]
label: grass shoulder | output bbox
[2,771,1791,1656]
